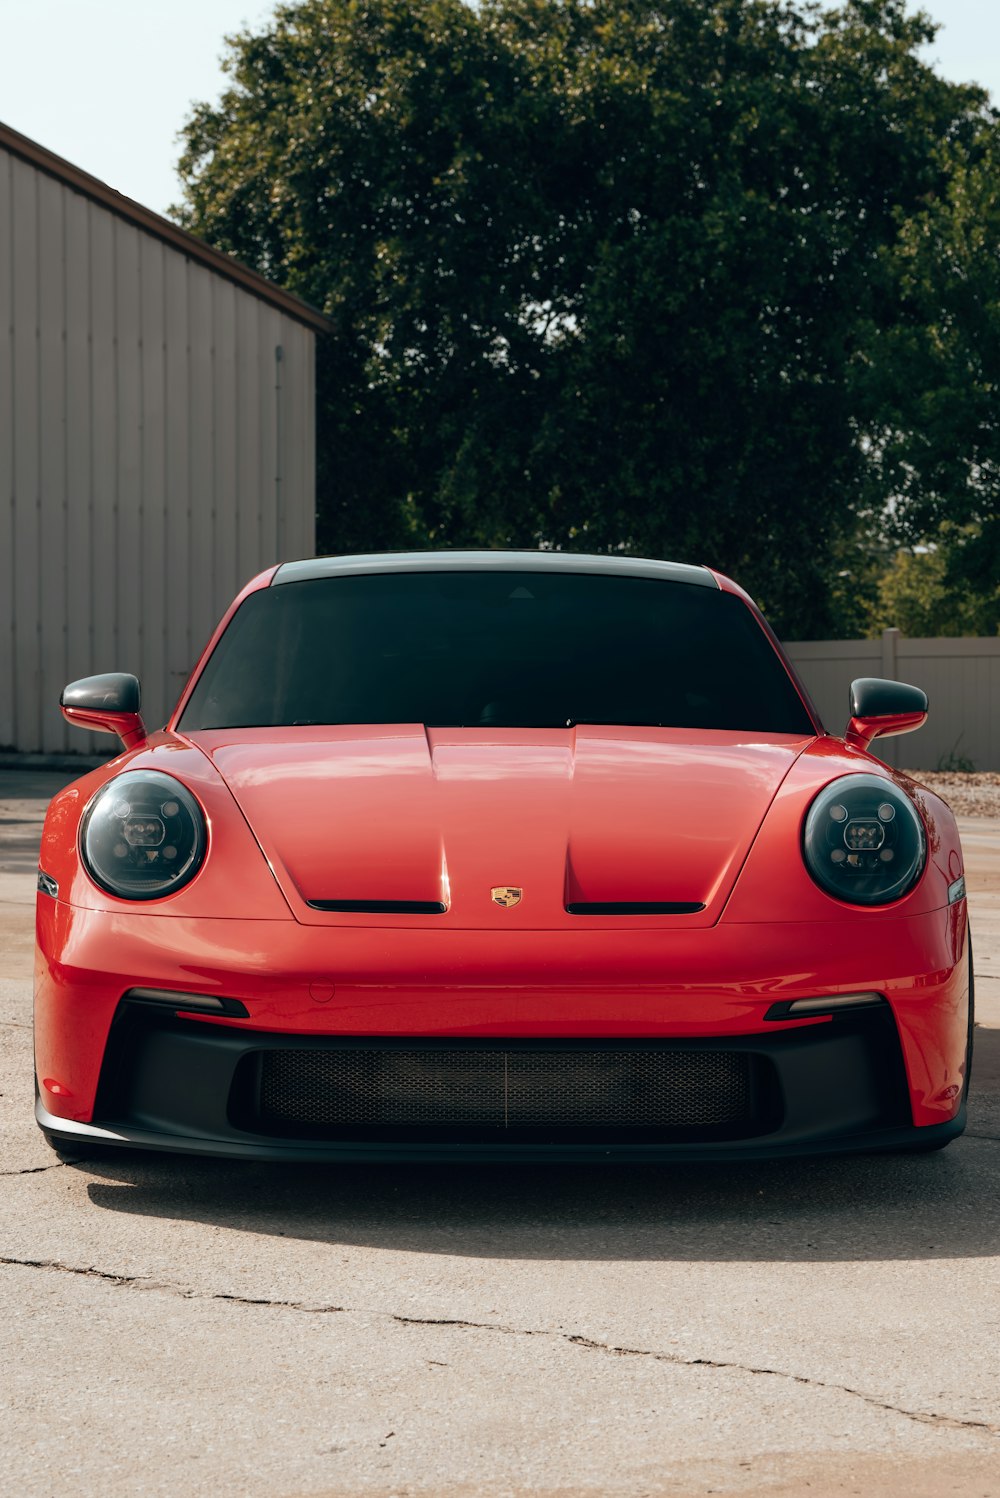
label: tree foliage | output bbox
[859,123,1000,630]
[176,0,993,637]
[867,529,1000,638]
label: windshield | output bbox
[179,570,814,734]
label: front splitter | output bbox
[36,1096,966,1163]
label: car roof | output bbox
[271,551,718,589]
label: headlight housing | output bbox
[80,771,206,900]
[803,774,925,906]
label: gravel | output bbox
[900,771,1000,818]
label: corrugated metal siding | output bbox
[0,147,316,753]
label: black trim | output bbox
[763,995,887,1021]
[85,1005,915,1160]
[307,899,447,915]
[38,1099,966,1164]
[566,901,704,916]
[123,988,250,1018]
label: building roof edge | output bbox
[0,119,331,334]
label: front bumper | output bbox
[35,997,966,1162]
[35,898,971,1157]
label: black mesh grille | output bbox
[565,902,705,916]
[306,900,447,914]
[256,1047,753,1130]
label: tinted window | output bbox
[180,571,813,734]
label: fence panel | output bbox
[785,631,1000,770]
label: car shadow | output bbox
[82,1028,1000,1265]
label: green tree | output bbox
[176,0,991,637]
[859,123,1000,623]
[869,528,1000,637]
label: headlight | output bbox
[803,774,925,906]
[80,771,206,900]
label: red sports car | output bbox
[34,552,971,1161]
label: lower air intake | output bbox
[255,1046,754,1130]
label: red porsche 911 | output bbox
[34,552,971,1161]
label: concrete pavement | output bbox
[1,769,997,1498]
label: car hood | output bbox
[186,725,812,927]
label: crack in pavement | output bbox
[0,1256,347,1311]
[0,1161,72,1177]
[560,1332,1000,1438]
[0,1254,996,1439]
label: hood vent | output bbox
[307,899,447,915]
[565,900,705,916]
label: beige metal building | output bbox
[0,121,326,755]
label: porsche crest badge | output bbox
[491,886,523,908]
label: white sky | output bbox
[1,0,998,217]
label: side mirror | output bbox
[60,673,147,749]
[846,677,927,751]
